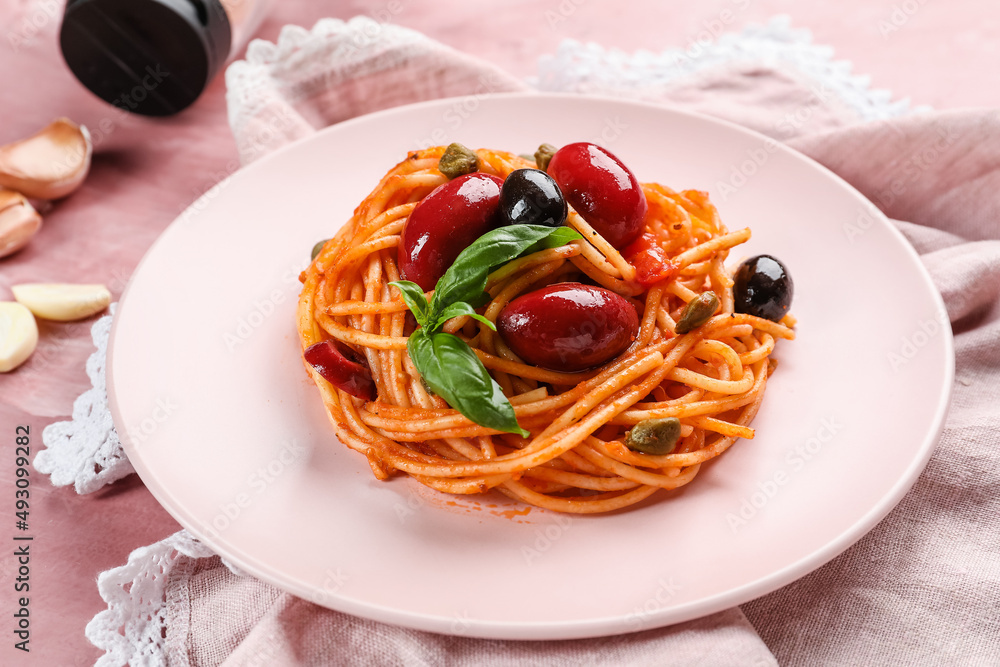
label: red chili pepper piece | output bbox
[303,340,376,401]
[623,232,678,287]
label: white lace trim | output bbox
[35,304,134,494]
[85,530,217,667]
[227,15,438,108]
[535,15,919,122]
[225,16,448,165]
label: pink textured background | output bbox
[0,1,995,664]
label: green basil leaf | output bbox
[390,225,580,437]
[388,280,430,326]
[465,291,492,310]
[408,329,529,437]
[436,301,496,331]
[429,225,582,319]
[523,225,586,256]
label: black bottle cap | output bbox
[60,0,232,117]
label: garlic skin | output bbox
[0,119,92,200]
[12,283,111,321]
[0,189,42,258]
[0,302,38,372]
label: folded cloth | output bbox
[77,15,999,667]
[170,559,774,667]
[750,111,1000,666]
[225,17,529,165]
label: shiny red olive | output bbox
[496,282,639,372]
[398,172,504,290]
[304,340,376,401]
[547,142,647,249]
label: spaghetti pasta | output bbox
[297,145,795,514]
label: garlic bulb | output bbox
[0,118,92,200]
[0,189,41,258]
[12,283,111,321]
[0,302,38,372]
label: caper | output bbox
[311,238,330,261]
[625,417,681,455]
[438,142,479,179]
[534,143,557,171]
[675,291,719,334]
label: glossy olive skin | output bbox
[499,168,567,227]
[496,282,639,372]
[398,172,504,290]
[304,340,376,401]
[733,255,793,322]
[547,142,647,249]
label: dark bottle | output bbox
[60,0,269,116]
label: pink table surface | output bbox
[1,1,996,664]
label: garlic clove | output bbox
[0,302,38,372]
[0,189,42,258]
[0,118,92,200]
[12,283,111,321]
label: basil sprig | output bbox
[390,224,582,436]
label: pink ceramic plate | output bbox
[109,93,953,640]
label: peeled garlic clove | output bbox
[12,283,110,321]
[0,189,42,258]
[0,118,92,200]
[0,302,38,372]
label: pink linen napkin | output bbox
[89,17,1000,666]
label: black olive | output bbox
[733,255,793,322]
[499,168,567,228]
